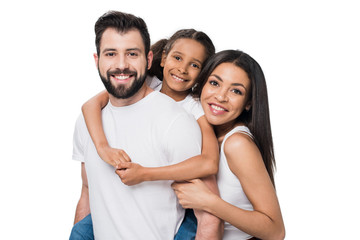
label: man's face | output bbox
[94,28,152,99]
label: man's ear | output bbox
[160,51,166,67]
[94,53,99,69]
[147,51,154,70]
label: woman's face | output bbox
[200,62,252,127]
[161,39,207,94]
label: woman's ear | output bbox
[160,50,166,67]
[245,101,252,111]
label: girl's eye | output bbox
[191,63,200,69]
[174,56,181,61]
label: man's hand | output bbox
[115,162,146,186]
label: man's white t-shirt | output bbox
[72,91,202,239]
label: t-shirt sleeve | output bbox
[191,99,204,120]
[72,114,87,162]
[163,112,202,165]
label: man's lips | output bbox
[107,70,136,83]
[112,74,133,83]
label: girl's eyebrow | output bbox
[173,51,202,64]
[210,74,248,91]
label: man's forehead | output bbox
[100,28,145,52]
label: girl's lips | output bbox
[208,103,228,115]
[171,74,188,82]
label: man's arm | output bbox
[73,163,90,224]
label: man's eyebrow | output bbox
[101,48,142,54]
[102,48,117,54]
[127,48,142,52]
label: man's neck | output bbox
[109,83,153,107]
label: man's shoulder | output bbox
[149,92,184,112]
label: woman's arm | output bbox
[82,90,131,167]
[172,133,285,240]
[117,115,219,185]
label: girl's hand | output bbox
[115,162,146,186]
[97,145,131,168]
[171,179,216,210]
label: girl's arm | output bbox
[172,133,285,240]
[117,115,219,185]
[82,90,131,167]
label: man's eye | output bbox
[106,53,115,57]
[128,52,138,57]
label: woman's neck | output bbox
[215,120,241,145]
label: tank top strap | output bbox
[223,126,253,144]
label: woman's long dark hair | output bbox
[148,29,215,82]
[194,50,276,185]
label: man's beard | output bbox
[99,68,147,99]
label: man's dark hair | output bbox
[94,11,150,56]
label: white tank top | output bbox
[217,126,254,240]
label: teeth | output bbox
[211,104,225,111]
[173,75,185,82]
[115,75,130,80]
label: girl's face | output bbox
[201,62,252,128]
[161,39,207,95]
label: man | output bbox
[71,11,202,239]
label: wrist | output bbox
[203,193,219,214]
[95,141,109,151]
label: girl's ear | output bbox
[160,50,166,67]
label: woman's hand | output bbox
[115,162,146,186]
[171,179,217,210]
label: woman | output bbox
[172,50,285,240]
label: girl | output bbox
[172,50,285,240]
[75,29,223,240]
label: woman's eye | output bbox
[232,89,243,95]
[174,56,181,61]
[209,80,218,86]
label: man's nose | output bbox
[115,55,129,70]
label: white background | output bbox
[0,0,359,239]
